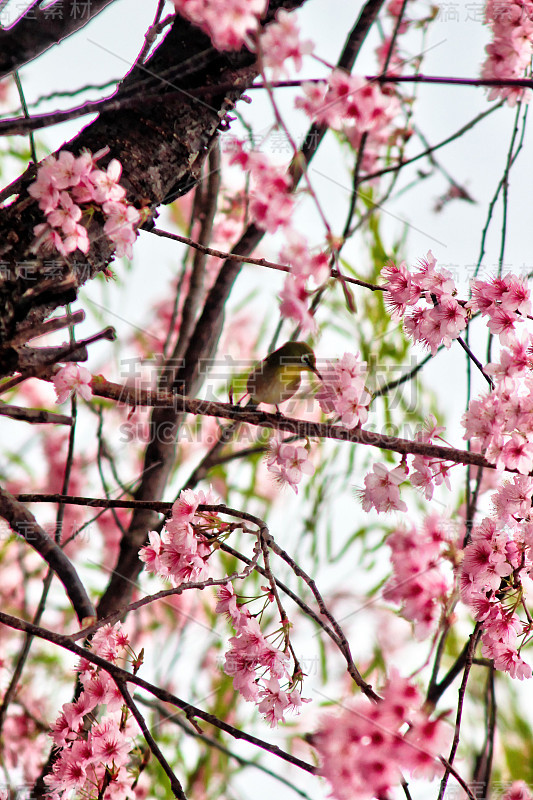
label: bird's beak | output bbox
[310,364,323,381]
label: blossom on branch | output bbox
[139,488,220,585]
[53,363,93,404]
[171,0,266,50]
[316,351,371,428]
[29,149,141,260]
[315,671,450,800]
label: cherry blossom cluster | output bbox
[171,0,265,50]
[460,511,533,680]
[217,584,305,726]
[139,488,222,585]
[29,148,140,259]
[265,435,314,494]
[278,230,331,333]
[295,69,401,172]
[259,9,314,78]
[481,0,533,105]
[360,418,454,514]
[384,514,455,639]
[53,363,93,404]
[315,671,450,800]
[462,332,533,473]
[315,351,371,428]
[228,141,294,234]
[360,461,408,514]
[408,415,454,500]
[468,273,531,345]
[381,251,468,355]
[45,624,141,798]
[226,144,330,332]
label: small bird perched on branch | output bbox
[246,340,322,411]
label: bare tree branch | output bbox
[0,0,120,79]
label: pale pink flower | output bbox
[47,191,82,234]
[172,0,266,50]
[250,177,294,233]
[53,149,92,190]
[266,438,314,493]
[279,275,316,333]
[257,677,291,726]
[63,222,90,255]
[28,157,61,212]
[216,584,243,625]
[84,672,123,712]
[481,1,533,105]
[360,462,408,514]
[138,530,163,573]
[53,363,93,404]
[491,644,532,680]
[90,159,126,203]
[384,515,453,638]
[381,258,420,318]
[29,149,137,259]
[498,433,533,474]
[31,222,64,255]
[279,230,330,287]
[260,9,314,77]
[316,352,370,428]
[139,489,220,585]
[44,748,88,791]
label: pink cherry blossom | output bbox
[315,671,448,800]
[381,251,467,354]
[216,583,245,626]
[257,677,292,726]
[29,149,140,260]
[278,275,316,333]
[47,191,82,234]
[384,514,454,638]
[279,230,330,287]
[171,0,266,50]
[295,69,401,171]
[139,488,221,585]
[53,363,93,404]
[481,1,533,105]
[381,258,421,318]
[90,159,126,204]
[266,437,314,493]
[91,718,132,767]
[138,530,163,573]
[316,351,371,428]
[360,462,408,514]
[259,9,314,77]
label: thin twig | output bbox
[115,679,187,800]
[149,227,383,291]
